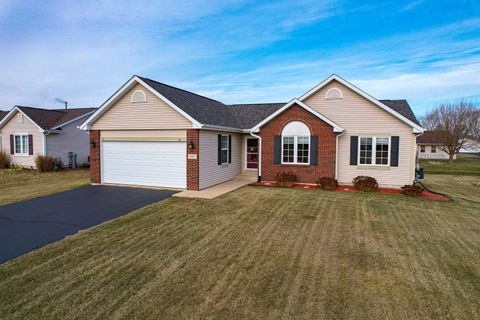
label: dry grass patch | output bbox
[0,169,90,205]
[0,178,479,319]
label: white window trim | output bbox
[220,134,229,165]
[131,90,147,103]
[281,135,310,165]
[358,136,391,166]
[14,133,29,156]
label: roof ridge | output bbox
[137,76,226,106]
[228,102,286,106]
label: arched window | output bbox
[281,121,310,164]
[131,90,147,103]
[325,87,343,99]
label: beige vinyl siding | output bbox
[46,117,90,166]
[101,130,186,140]
[199,130,242,189]
[304,80,416,187]
[92,84,193,130]
[0,111,44,167]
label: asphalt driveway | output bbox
[0,186,176,264]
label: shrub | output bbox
[401,184,424,197]
[352,176,378,192]
[275,172,298,187]
[317,177,338,191]
[0,151,9,169]
[35,155,55,172]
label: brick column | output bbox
[90,130,101,183]
[186,129,200,190]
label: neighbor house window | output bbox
[281,121,310,164]
[359,136,390,166]
[420,145,425,153]
[431,145,436,153]
[14,134,29,155]
[220,135,229,164]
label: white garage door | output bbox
[102,141,186,188]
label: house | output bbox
[459,138,480,154]
[80,74,424,190]
[0,106,96,167]
[417,131,456,159]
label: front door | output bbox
[246,138,259,169]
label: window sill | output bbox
[13,154,30,157]
[356,165,390,170]
[279,163,311,167]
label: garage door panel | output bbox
[102,141,186,188]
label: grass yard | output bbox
[0,169,90,206]
[1,176,479,319]
[419,153,480,176]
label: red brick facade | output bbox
[259,104,337,184]
[186,129,200,190]
[89,130,101,183]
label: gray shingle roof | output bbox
[228,103,286,129]
[138,76,240,128]
[0,111,7,122]
[137,76,420,130]
[15,106,96,130]
[379,100,420,125]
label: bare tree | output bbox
[421,100,480,165]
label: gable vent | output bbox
[325,87,343,100]
[131,90,147,103]
[17,113,23,124]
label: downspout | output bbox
[249,131,262,182]
[335,131,345,180]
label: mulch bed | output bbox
[250,182,450,201]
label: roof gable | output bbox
[0,106,95,131]
[299,74,424,133]
[251,99,344,133]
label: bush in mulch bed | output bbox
[275,172,298,187]
[352,176,378,192]
[401,184,424,197]
[317,177,338,191]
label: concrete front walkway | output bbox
[174,172,257,199]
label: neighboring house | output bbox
[80,74,424,190]
[459,138,480,154]
[0,106,96,167]
[417,131,456,160]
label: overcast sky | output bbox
[0,0,479,116]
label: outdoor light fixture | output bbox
[188,140,195,150]
[90,140,96,148]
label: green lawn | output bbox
[0,169,90,206]
[420,154,480,176]
[1,176,479,319]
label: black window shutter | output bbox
[28,134,33,155]
[228,135,232,163]
[391,136,400,167]
[310,135,318,165]
[217,134,222,165]
[9,135,14,155]
[274,135,281,164]
[350,136,358,165]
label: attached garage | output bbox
[102,141,186,188]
